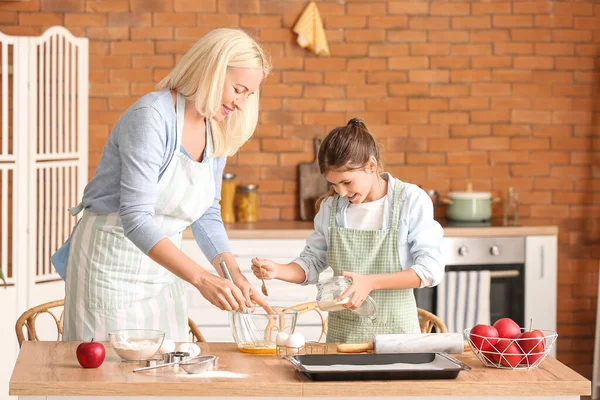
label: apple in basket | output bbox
[469,324,499,351]
[493,318,521,339]
[517,329,546,365]
[492,339,524,368]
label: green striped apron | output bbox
[63,92,215,341]
[326,179,421,344]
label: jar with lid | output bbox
[220,173,236,224]
[235,184,258,223]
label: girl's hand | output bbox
[251,257,278,280]
[338,271,375,310]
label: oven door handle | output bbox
[490,270,520,279]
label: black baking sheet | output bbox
[287,353,470,381]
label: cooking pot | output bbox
[443,191,497,222]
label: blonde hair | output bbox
[157,28,271,157]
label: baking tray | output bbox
[286,353,470,381]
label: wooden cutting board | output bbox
[299,137,329,221]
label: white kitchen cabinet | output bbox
[181,238,331,343]
[525,235,558,357]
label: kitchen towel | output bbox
[436,270,491,334]
[292,1,330,56]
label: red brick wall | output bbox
[1,0,599,377]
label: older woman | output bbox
[53,28,272,341]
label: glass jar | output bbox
[503,186,519,226]
[316,276,377,321]
[220,173,236,224]
[235,184,258,223]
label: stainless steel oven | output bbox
[415,237,525,327]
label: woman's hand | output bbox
[338,271,375,310]
[251,257,278,280]
[235,279,275,314]
[234,279,255,309]
[195,272,247,311]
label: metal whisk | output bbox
[218,257,259,337]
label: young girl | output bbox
[251,118,444,343]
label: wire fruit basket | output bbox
[463,328,558,370]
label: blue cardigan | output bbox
[52,90,230,278]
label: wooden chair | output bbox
[188,319,206,343]
[15,299,206,346]
[15,299,64,347]
[284,301,328,342]
[284,303,445,337]
[418,307,448,333]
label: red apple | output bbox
[76,339,106,368]
[517,330,546,366]
[469,324,499,352]
[494,339,524,368]
[487,349,501,364]
[493,318,522,339]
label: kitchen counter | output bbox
[10,342,589,399]
[183,220,558,240]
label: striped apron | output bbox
[63,92,215,342]
[326,179,421,344]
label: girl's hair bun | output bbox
[348,118,361,126]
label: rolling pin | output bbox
[337,333,467,354]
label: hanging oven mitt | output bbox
[292,1,330,56]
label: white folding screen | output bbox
[0,26,88,291]
[0,30,18,290]
[28,26,88,283]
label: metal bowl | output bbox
[180,355,219,374]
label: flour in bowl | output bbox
[112,339,160,360]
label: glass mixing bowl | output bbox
[228,306,297,354]
[316,276,377,320]
[108,329,165,361]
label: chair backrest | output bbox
[16,299,206,345]
[188,319,206,343]
[284,301,328,342]
[418,308,448,333]
[16,299,65,347]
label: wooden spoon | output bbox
[260,267,269,297]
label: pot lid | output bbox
[448,191,492,200]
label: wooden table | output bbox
[10,342,590,399]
